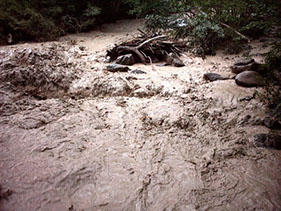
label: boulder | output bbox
[203,73,225,82]
[254,134,281,150]
[235,71,265,87]
[234,58,255,66]
[231,62,259,74]
[115,54,136,65]
[103,64,130,72]
[230,58,260,74]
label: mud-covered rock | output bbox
[115,54,136,65]
[235,71,265,87]
[166,53,185,67]
[254,134,281,150]
[103,64,130,72]
[130,69,147,74]
[203,73,225,82]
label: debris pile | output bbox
[106,35,186,66]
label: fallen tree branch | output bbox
[137,35,167,49]
[221,22,250,43]
[117,35,167,64]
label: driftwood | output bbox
[107,34,186,65]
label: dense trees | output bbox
[0,0,125,43]
[125,0,281,56]
[0,0,280,46]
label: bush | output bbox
[145,12,226,57]
[259,42,281,107]
[125,0,281,57]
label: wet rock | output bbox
[103,64,130,72]
[254,134,281,150]
[166,53,185,67]
[235,71,265,87]
[231,58,259,74]
[231,62,259,74]
[234,58,255,66]
[203,73,225,82]
[115,54,136,65]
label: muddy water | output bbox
[0,19,281,211]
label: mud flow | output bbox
[0,19,281,211]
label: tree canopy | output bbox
[0,0,280,45]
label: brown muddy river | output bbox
[0,19,281,211]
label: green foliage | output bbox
[259,42,281,106]
[265,42,281,73]
[145,12,226,57]
[0,0,124,43]
[125,0,281,57]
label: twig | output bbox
[220,22,250,43]
[148,56,155,71]
[138,29,148,36]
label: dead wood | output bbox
[106,35,186,65]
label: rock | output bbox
[234,58,255,66]
[254,134,281,150]
[115,54,136,65]
[203,73,225,82]
[235,71,265,87]
[166,53,185,67]
[103,64,130,72]
[231,62,259,74]
[130,69,147,74]
[230,58,261,74]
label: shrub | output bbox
[145,12,226,57]
[125,0,281,57]
[258,42,281,107]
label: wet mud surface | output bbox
[0,19,281,210]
